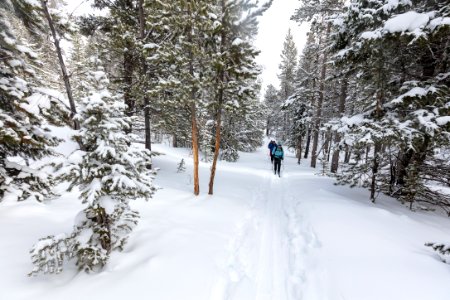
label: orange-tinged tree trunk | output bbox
[191,102,200,196]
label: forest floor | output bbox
[2,136,450,300]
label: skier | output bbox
[268,140,277,163]
[272,143,284,177]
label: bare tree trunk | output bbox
[208,108,222,195]
[365,145,371,163]
[323,131,331,161]
[139,0,152,153]
[191,102,200,196]
[370,61,386,203]
[41,0,79,130]
[186,2,199,196]
[327,132,332,161]
[123,47,134,118]
[208,0,227,195]
[331,76,348,173]
[311,23,330,168]
[370,142,381,203]
[304,127,311,159]
[344,145,351,163]
[173,134,178,148]
[297,136,302,164]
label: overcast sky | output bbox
[254,0,309,98]
[65,0,308,99]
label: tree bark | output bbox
[41,0,79,130]
[139,0,152,153]
[396,148,414,186]
[370,142,382,203]
[186,2,199,196]
[344,145,351,163]
[208,0,227,195]
[208,107,222,195]
[191,102,200,196]
[311,23,330,168]
[304,127,311,159]
[330,76,347,173]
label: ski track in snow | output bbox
[210,155,328,300]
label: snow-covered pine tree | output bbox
[263,84,280,137]
[87,0,140,118]
[149,0,218,195]
[292,0,345,169]
[40,0,80,129]
[332,0,450,206]
[0,0,68,202]
[30,69,156,275]
[207,0,270,194]
[277,29,298,143]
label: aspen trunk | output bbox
[208,0,227,196]
[191,102,200,196]
[41,0,79,130]
[187,2,199,196]
[208,109,222,195]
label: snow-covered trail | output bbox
[208,145,329,300]
[2,140,450,300]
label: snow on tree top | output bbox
[1,32,15,45]
[16,45,38,58]
[23,0,40,6]
[391,87,429,104]
[381,0,412,13]
[143,43,158,49]
[428,17,450,31]
[232,38,244,46]
[384,11,430,34]
[436,117,450,126]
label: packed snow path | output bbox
[208,147,329,300]
[2,141,450,300]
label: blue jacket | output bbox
[268,142,277,152]
[272,146,284,159]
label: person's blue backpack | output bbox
[273,146,283,159]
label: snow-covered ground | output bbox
[2,138,450,300]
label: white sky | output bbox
[254,0,309,97]
[65,0,309,98]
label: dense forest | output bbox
[1,0,450,275]
[267,0,450,214]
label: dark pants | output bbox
[270,153,274,163]
[274,158,281,175]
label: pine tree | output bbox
[40,0,79,129]
[29,69,156,275]
[149,0,218,195]
[272,29,298,143]
[332,0,450,205]
[208,0,271,194]
[278,29,298,100]
[0,0,68,202]
[263,84,280,137]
